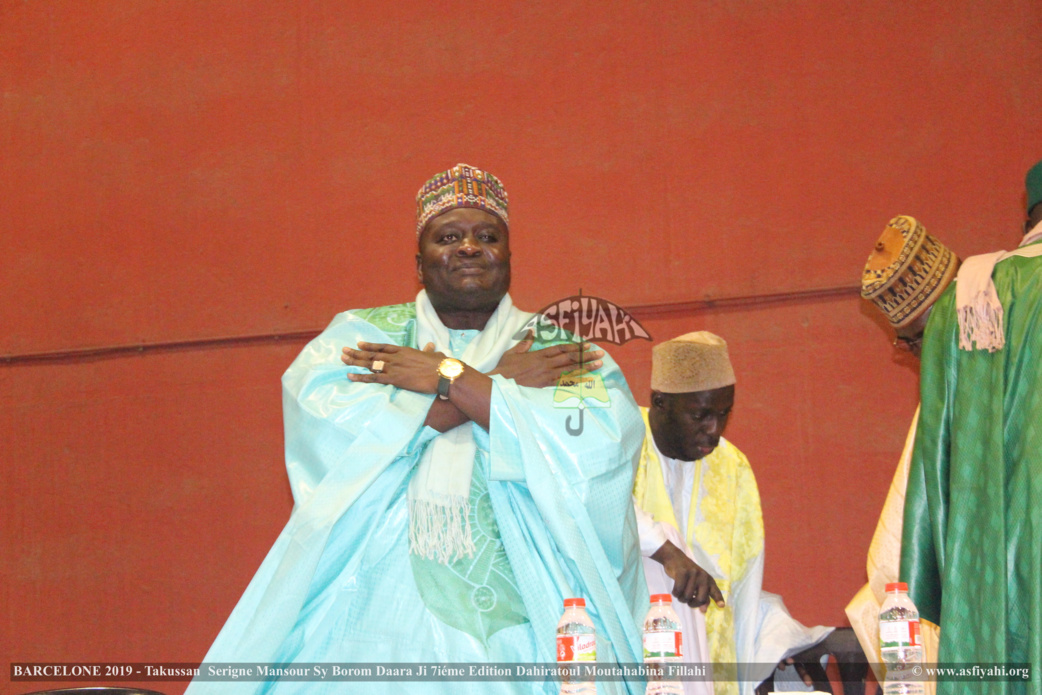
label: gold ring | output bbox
[371,360,385,374]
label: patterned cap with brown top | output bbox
[861,215,958,328]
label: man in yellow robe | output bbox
[633,332,831,695]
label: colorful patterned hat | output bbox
[861,215,958,328]
[651,331,736,394]
[416,163,509,235]
[1026,159,1042,214]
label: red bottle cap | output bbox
[650,593,673,603]
[563,597,586,608]
[885,582,908,592]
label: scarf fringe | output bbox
[408,496,476,565]
[957,295,1005,353]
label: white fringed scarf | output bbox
[408,290,529,564]
[955,224,1042,352]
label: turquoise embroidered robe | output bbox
[187,302,647,694]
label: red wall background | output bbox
[3,2,1041,692]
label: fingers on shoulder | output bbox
[356,341,398,353]
[347,373,385,384]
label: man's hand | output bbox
[491,332,604,388]
[650,540,725,613]
[340,336,603,429]
[341,341,445,394]
[775,658,815,688]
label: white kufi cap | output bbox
[651,331,736,393]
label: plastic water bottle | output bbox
[879,582,924,695]
[557,597,596,695]
[643,593,684,695]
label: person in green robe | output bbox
[187,164,648,694]
[901,161,1042,694]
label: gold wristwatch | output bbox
[436,358,465,400]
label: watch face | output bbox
[440,358,464,379]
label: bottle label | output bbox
[880,619,921,648]
[643,630,683,659]
[557,634,597,662]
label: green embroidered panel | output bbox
[350,303,417,347]
[410,462,529,643]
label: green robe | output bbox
[901,245,1042,694]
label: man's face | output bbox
[649,385,735,462]
[893,308,932,358]
[416,207,511,314]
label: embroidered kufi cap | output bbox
[1026,159,1042,214]
[651,331,736,394]
[861,215,958,329]
[416,163,509,235]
